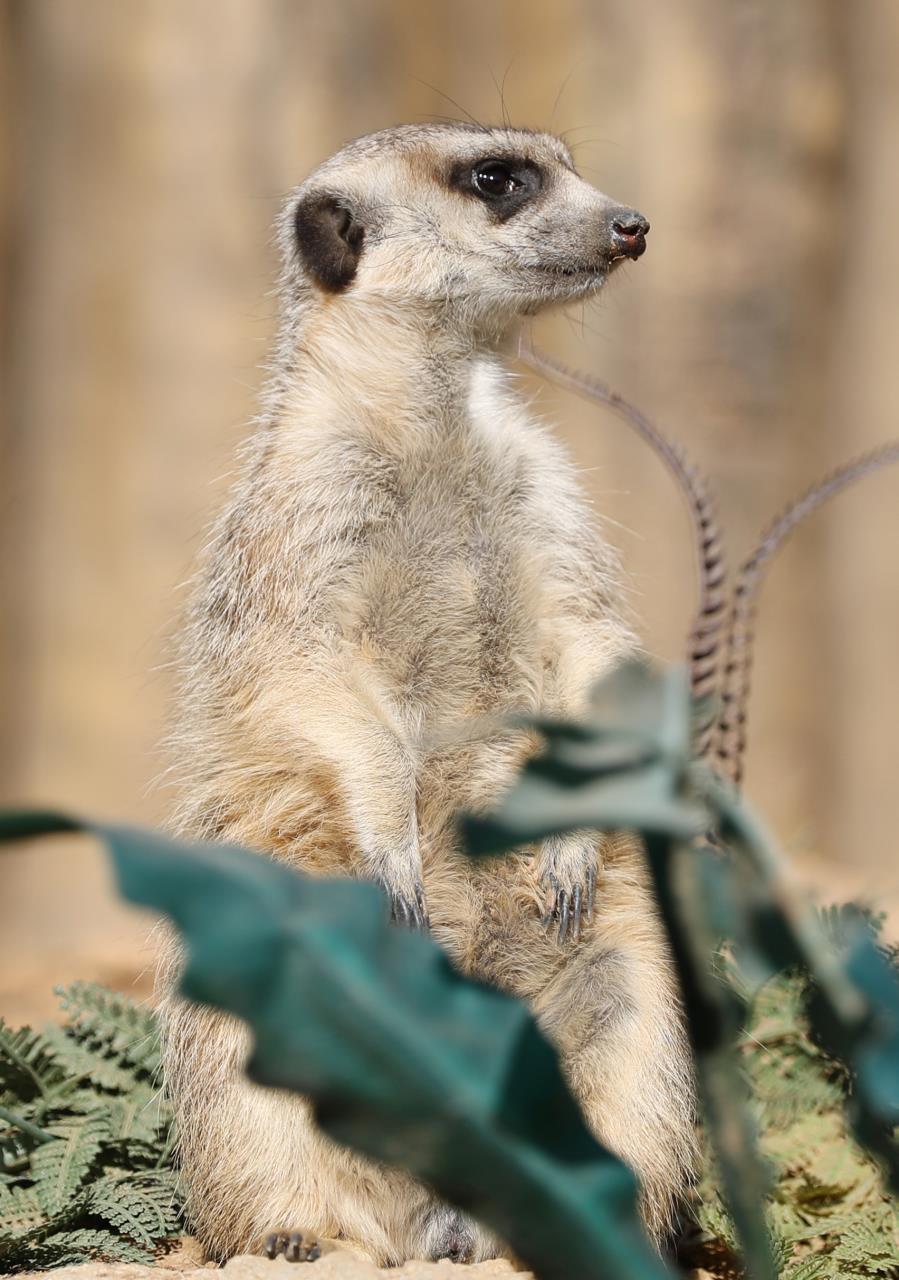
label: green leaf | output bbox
[463,663,707,855]
[0,809,671,1280]
[460,662,779,1280]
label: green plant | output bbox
[687,941,899,1278]
[0,984,181,1271]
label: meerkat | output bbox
[159,122,697,1266]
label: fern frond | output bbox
[30,1116,108,1216]
[51,1227,155,1263]
[40,1024,141,1094]
[695,957,899,1277]
[0,1023,64,1102]
[783,1256,837,1280]
[694,1192,738,1248]
[10,1226,154,1269]
[0,987,183,1270]
[54,984,161,1076]
[89,1170,181,1244]
[101,1084,168,1143]
[831,1213,899,1274]
[0,1184,43,1236]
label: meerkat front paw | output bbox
[263,1230,321,1263]
[534,834,600,943]
[378,877,430,931]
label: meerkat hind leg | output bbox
[534,913,697,1242]
[163,1002,447,1265]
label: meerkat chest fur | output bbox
[265,311,612,726]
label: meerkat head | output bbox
[283,123,648,331]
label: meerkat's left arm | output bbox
[529,532,637,942]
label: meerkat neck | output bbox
[284,296,503,443]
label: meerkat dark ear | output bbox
[294,192,365,293]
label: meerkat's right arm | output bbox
[183,612,428,923]
[294,679,426,926]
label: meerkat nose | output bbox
[608,208,650,260]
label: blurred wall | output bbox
[2,0,898,1006]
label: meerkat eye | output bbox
[448,156,541,217]
[472,161,520,198]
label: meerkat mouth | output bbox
[536,262,607,279]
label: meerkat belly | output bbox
[336,453,549,725]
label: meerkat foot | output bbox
[535,835,600,943]
[421,1205,496,1263]
[379,878,430,931]
[263,1230,321,1263]
[422,1207,473,1262]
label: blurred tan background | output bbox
[2,0,898,1021]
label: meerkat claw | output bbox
[557,890,571,943]
[540,871,561,928]
[264,1230,321,1262]
[414,884,431,930]
[571,883,582,942]
[537,840,599,942]
[287,1232,320,1263]
[384,883,430,932]
[542,875,591,943]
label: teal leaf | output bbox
[463,662,707,855]
[0,810,671,1280]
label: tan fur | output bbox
[159,123,696,1265]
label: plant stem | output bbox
[0,1104,56,1145]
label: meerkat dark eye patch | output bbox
[294,192,365,293]
[448,156,543,222]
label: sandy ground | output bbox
[16,1259,526,1279]
[11,1239,724,1280]
[14,1238,532,1280]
